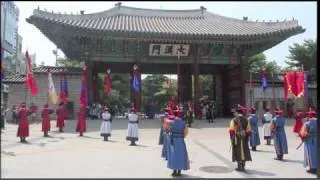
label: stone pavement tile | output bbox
[1,118,317,178]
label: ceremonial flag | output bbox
[260,69,268,92]
[104,70,111,96]
[131,65,141,92]
[304,72,308,103]
[79,66,88,106]
[25,50,39,96]
[59,69,68,102]
[285,71,304,98]
[0,64,3,81]
[48,68,58,104]
[283,73,288,102]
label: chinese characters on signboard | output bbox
[149,44,190,57]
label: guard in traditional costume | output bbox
[126,107,139,146]
[293,111,304,135]
[100,107,112,141]
[262,107,272,145]
[56,102,66,132]
[248,106,260,151]
[185,106,194,127]
[228,107,252,171]
[41,104,54,137]
[76,104,87,136]
[159,112,168,145]
[167,110,190,176]
[1,104,4,130]
[299,108,317,174]
[270,108,288,160]
[17,102,32,143]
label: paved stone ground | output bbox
[1,118,317,178]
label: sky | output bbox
[15,1,317,70]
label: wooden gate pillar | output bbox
[180,67,192,103]
[193,45,200,118]
[86,61,93,105]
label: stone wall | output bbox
[6,73,82,121]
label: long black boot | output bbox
[177,170,181,176]
[252,146,256,151]
[104,136,108,141]
[241,161,246,171]
[44,132,49,137]
[171,170,177,176]
[236,162,241,171]
[23,137,27,143]
[307,168,317,174]
[279,154,283,160]
[20,137,23,143]
[59,128,63,132]
[130,140,134,146]
[267,139,271,145]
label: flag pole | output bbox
[301,64,308,112]
[249,71,253,108]
[272,71,276,108]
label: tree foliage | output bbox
[96,73,131,114]
[247,53,281,74]
[285,39,317,83]
[57,57,85,68]
[142,74,173,112]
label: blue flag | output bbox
[132,70,141,92]
[261,77,267,92]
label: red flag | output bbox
[104,72,111,96]
[286,71,304,98]
[79,66,88,106]
[25,50,39,96]
[60,69,68,102]
[283,73,288,102]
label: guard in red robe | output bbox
[292,111,304,135]
[17,102,32,143]
[41,104,54,137]
[56,102,66,132]
[76,104,87,136]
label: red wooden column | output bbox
[86,61,93,105]
[193,45,200,119]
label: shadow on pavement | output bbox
[254,149,274,154]
[244,169,276,176]
[174,174,203,178]
[282,159,304,165]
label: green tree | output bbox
[142,75,167,112]
[285,39,317,83]
[247,53,282,75]
[96,73,131,114]
[57,57,85,68]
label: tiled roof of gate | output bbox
[33,66,82,73]
[2,66,82,83]
[26,5,305,37]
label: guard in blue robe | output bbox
[299,108,317,174]
[167,112,190,177]
[270,108,288,160]
[159,112,168,145]
[162,115,174,160]
[248,107,260,151]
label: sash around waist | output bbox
[171,133,184,138]
[129,121,138,124]
[103,119,111,122]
